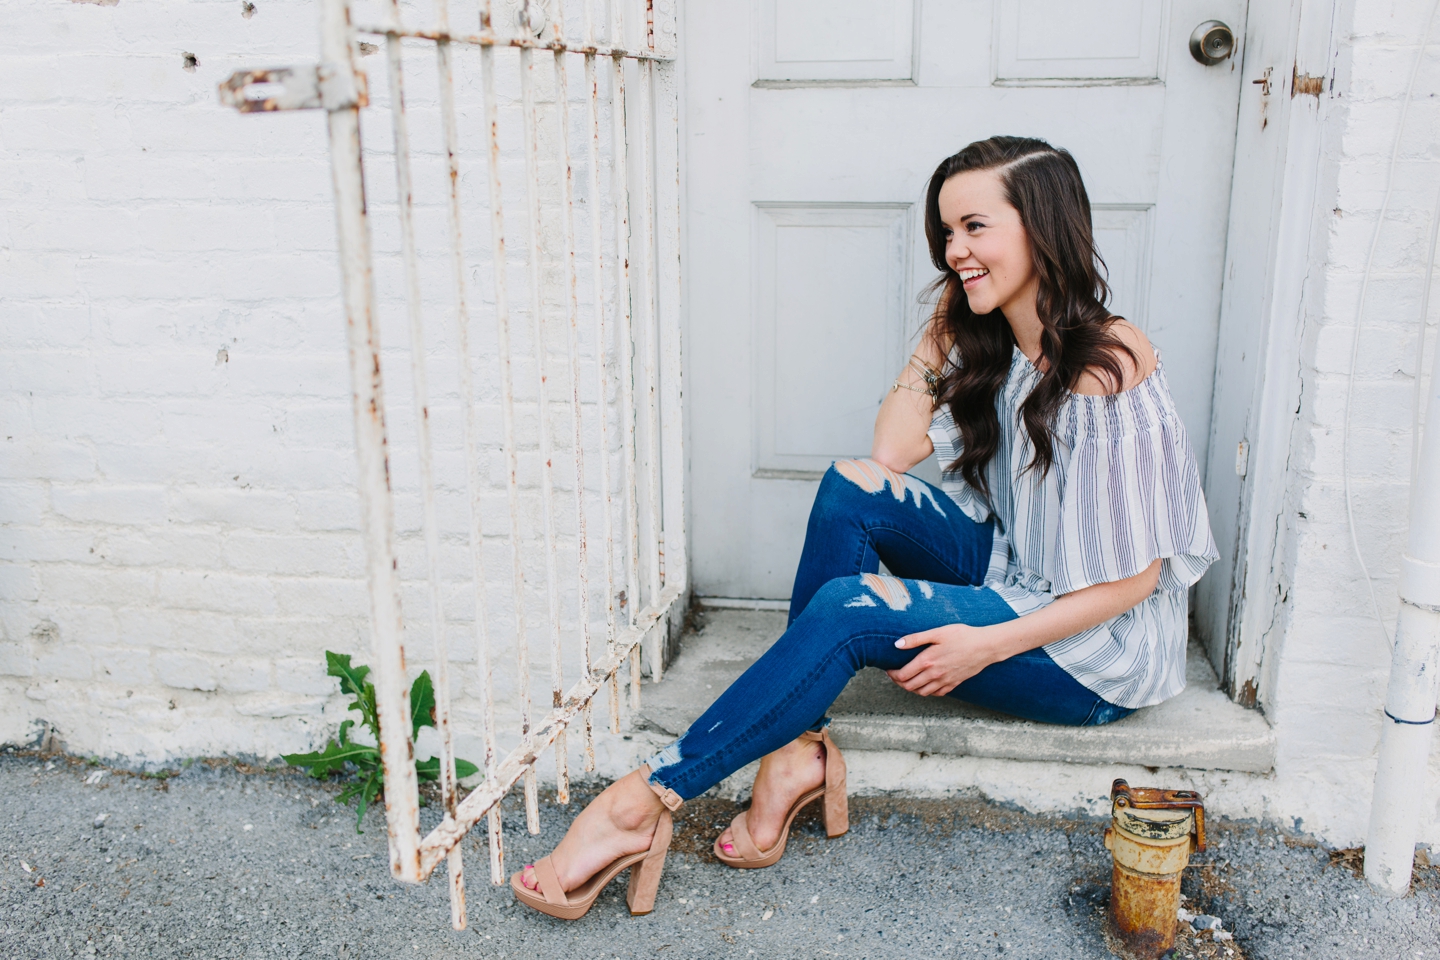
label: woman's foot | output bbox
[717,735,827,856]
[517,768,666,898]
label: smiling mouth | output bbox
[959,268,989,287]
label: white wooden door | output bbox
[685,0,1247,601]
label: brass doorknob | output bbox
[1189,20,1235,65]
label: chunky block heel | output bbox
[624,819,671,915]
[714,728,848,869]
[510,769,685,921]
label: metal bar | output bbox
[417,583,684,876]
[651,1,689,646]
[435,0,505,901]
[519,24,571,808]
[481,6,541,837]
[634,47,666,680]
[609,4,643,711]
[582,0,622,736]
[350,23,671,61]
[382,6,465,922]
[319,0,420,882]
[548,3,597,774]
[462,0,506,885]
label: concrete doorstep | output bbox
[640,608,1276,775]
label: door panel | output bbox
[759,0,917,82]
[754,203,912,476]
[1092,205,1155,332]
[998,0,1165,81]
[685,0,1247,609]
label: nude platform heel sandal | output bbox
[713,728,848,870]
[509,771,684,920]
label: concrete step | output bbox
[637,607,1275,774]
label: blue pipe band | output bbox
[1384,709,1437,725]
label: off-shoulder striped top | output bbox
[926,346,1218,709]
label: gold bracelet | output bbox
[892,379,933,396]
[907,355,940,387]
[892,355,940,400]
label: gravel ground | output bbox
[2,748,1436,960]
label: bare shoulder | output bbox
[1072,319,1157,396]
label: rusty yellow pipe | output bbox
[1103,779,1206,959]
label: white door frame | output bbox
[675,0,1338,708]
[1198,0,1340,705]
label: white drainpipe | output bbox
[1364,328,1440,896]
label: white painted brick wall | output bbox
[1263,0,1440,846]
[0,0,361,762]
[0,0,653,780]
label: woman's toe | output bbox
[521,865,539,891]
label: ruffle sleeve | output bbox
[1048,373,1218,597]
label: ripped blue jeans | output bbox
[645,459,1134,801]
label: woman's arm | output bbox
[885,558,1163,697]
[871,312,950,474]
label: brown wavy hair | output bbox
[923,136,1134,500]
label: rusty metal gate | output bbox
[220,0,684,929]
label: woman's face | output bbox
[937,169,1038,318]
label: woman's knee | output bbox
[810,462,866,518]
[793,574,918,669]
[810,458,905,530]
[797,575,923,639]
[821,458,948,518]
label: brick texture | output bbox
[0,0,637,777]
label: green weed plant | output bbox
[282,651,478,832]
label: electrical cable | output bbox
[1342,0,1440,647]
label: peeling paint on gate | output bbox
[220,0,685,932]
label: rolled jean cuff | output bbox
[644,717,831,802]
[643,740,685,792]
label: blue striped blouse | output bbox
[926,346,1219,709]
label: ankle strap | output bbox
[640,766,685,811]
[801,729,846,784]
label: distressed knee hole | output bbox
[833,458,947,516]
[859,573,912,611]
[835,457,903,494]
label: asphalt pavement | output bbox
[2,748,1435,960]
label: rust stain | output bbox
[1252,67,1273,130]
[1237,677,1258,708]
[1292,65,1325,98]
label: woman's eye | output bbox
[966,222,983,233]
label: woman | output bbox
[511,135,1218,920]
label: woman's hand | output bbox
[885,623,1002,697]
[885,559,1165,698]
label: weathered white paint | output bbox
[1226,0,1440,846]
